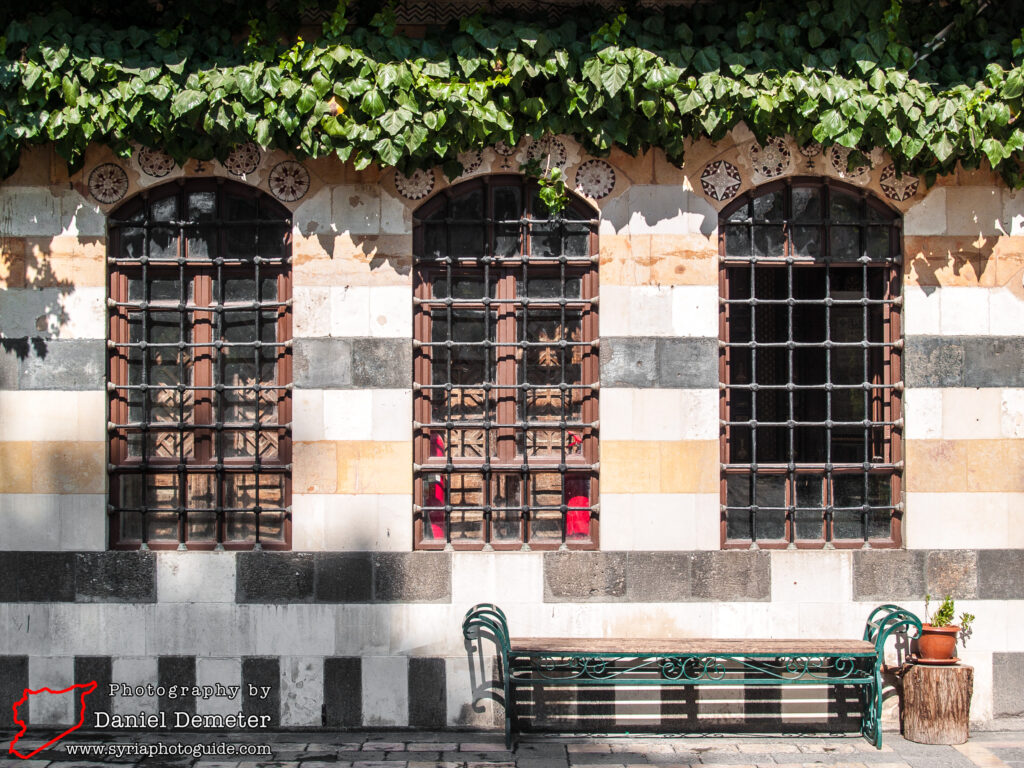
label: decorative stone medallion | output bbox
[574,159,616,200]
[749,136,792,179]
[829,145,871,180]
[457,150,483,176]
[88,163,129,204]
[268,161,310,202]
[493,140,517,156]
[394,168,436,200]
[526,135,568,170]
[879,164,919,202]
[700,160,742,202]
[136,147,175,178]
[224,142,262,176]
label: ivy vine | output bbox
[0,0,1022,188]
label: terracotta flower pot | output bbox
[917,624,960,660]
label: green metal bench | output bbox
[462,602,921,749]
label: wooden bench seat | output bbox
[463,603,921,750]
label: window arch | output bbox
[719,178,902,548]
[412,175,599,550]
[108,179,292,550]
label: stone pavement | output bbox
[1,730,1023,768]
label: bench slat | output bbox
[510,638,876,655]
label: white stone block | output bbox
[249,604,336,656]
[291,493,326,550]
[600,493,718,551]
[941,387,1002,440]
[46,604,149,656]
[111,658,159,715]
[598,286,638,336]
[380,192,412,235]
[0,604,52,654]
[387,604,464,656]
[796,602,866,640]
[636,388,718,441]
[1002,189,1024,235]
[0,391,104,442]
[376,494,413,551]
[940,286,990,335]
[770,550,853,604]
[903,188,946,236]
[58,191,105,237]
[903,389,942,440]
[989,287,1024,336]
[452,552,544,606]
[671,285,719,337]
[323,390,372,440]
[329,285,371,337]
[1009,502,1024,549]
[195,658,242,716]
[598,389,635,440]
[903,286,942,336]
[905,492,1012,549]
[361,656,408,726]
[28,656,75,725]
[445,654,495,727]
[77,391,107,442]
[59,494,106,551]
[0,187,61,235]
[147,604,254,656]
[157,552,236,603]
[370,389,411,441]
[1001,389,1024,438]
[292,187,332,237]
[0,494,61,550]
[944,187,1003,236]
[332,185,382,235]
[292,389,325,442]
[293,286,332,338]
[960,648,993,722]
[693,493,721,550]
[52,287,106,340]
[335,604,390,656]
[368,286,411,338]
[279,656,324,726]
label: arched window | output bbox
[413,176,599,550]
[108,179,292,550]
[719,178,902,548]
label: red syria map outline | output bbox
[8,681,97,759]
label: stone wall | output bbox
[1,132,1022,731]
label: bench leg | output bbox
[860,667,884,749]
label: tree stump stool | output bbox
[902,664,973,745]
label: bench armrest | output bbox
[863,604,922,660]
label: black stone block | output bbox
[904,336,964,388]
[543,552,627,602]
[236,552,315,603]
[242,657,280,726]
[373,552,451,602]
[158,656,196,715]
[16,338,106,390]
[351,338,412,389]
[408,657,446,727]
[925,550,978,599]
[324,657,361,727]
[993,652,1024,716]
[76,656,113,722]
[656,337,719,389]
[964,336,1024,388]
[4,552,77,601]
[977,549,1024,600]
[76,552,156,603]
[625,552,694,602]
[315,553,373,602]
[852,550,926,601]
[294,338,352,388]
[600,336,658,388]
[0,657,28,721]
[691,551,770,601]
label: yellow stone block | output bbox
[25,236,106,288]
[647,234,718,286]
[0,237,26,289]
[29,441,105,493]
[606,147,654,185]
[293,441,338,494]
[599,234,649,286]
[294,233,412,287]
[904,440,968,493]
[0,442,34,493]
[336,440,412,494]
[967,440,1024,493]
[602,440,718,494]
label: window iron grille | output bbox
[719,179,903,548]
[413,176,599,550]
[107,179,293,550]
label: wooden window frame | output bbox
[412,175,600,551]
[107,179,293,551]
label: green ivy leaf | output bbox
[599,59,629,96]
[296,86,317,114]
[170,89,205,118]
[360,88,386,117]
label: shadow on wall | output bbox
[1,195,80,360]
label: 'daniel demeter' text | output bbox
[93,711,272,729]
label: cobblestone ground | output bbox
[1,731,1023,768]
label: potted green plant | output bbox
[917,595,976,662]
